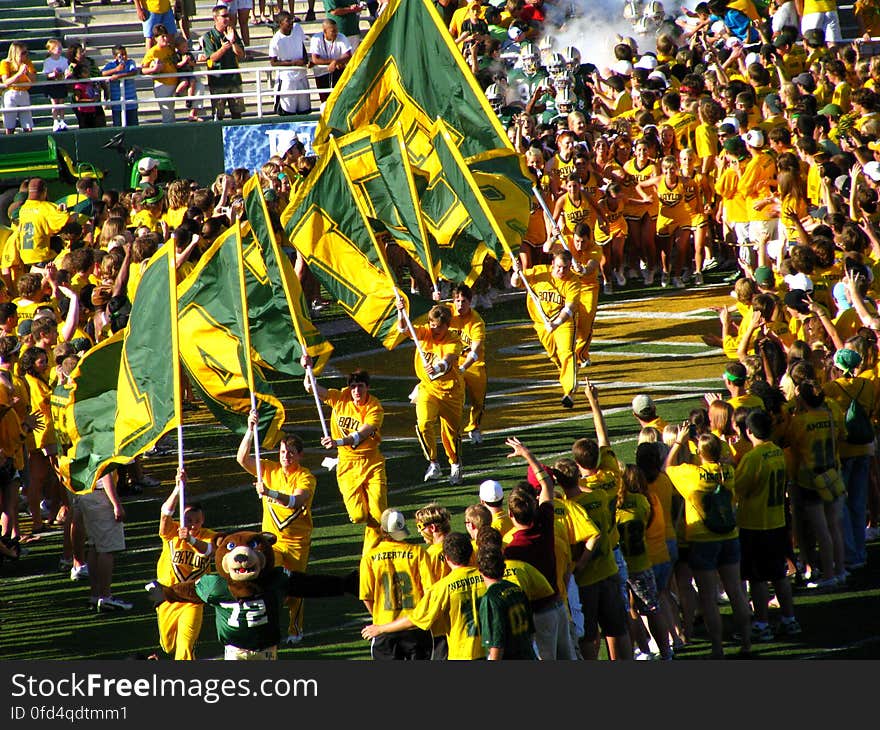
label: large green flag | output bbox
[280,140,422,350]
[58,243,181,493]
[241,175,334,375]
[177,226,287,447]
[314,0,531,252]
[334,124,434,283]
[412,119,516,285]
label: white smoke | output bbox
[540,0,703,74]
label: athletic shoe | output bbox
[97,596,133,612]
[561,394,574,409]
[660,271,670,288]
[778,617,802,636]
[57,120,68,131]
[603,282,613,295]
[671,276,685,289]
[702,256,718,271]
[805,577,838,591]
[865,526,880,542]
[613,269,626,287]
[468,429,482,445]
[138,475,162,489]
[423,462,442,482]
[751,623,774,642]
[70,564,89,581]
[578,356,591,368]
[282,633,303,646]
[693,272,704,286]
[449,463,463,486]
[633,649,656,660]
[52,119,61,132]
[643,269,655,286]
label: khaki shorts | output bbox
[78,489,125,553]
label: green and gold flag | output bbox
[58,243,181,493]
[176,226,287,447]
[315,0,531,251]
[280,141,415,350]
[241,175,334,375]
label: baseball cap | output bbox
[722,136,749,159]
[718,122,737,137]
[792,72,816,92]
[379,509,409,540]
[832,281,851,312]
[863,161,880,182]
[803,28,826,47]
[784,272,814,292]
[818,103,842,119]
[783,289,811,314]
[0,336,21,357]
[632,393,656,418]
[17,319,32,337]
[479,479,504,503]
[833,347,862,375]
[745,52,761,68]
[720,116,740,133]
[612,59,634,76]
[764,93,783,115]
[744,128,765,148]
[772,35,790,49]
[754,265,774,286]
[647,70,668,87]
[137,157,159,174]
[634,54,658,70]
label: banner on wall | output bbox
[222,121,318,173]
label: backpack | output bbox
[701,468,737,535]
[837,380,874,446]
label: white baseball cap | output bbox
[380,509,409,540]
[863,160,880,182]
[479,479,504,503]
[138,156,159,173]
[744,128,765,148]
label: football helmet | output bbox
[520,43,539,75]
[486,83,504,113]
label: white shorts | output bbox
[801,11,842,43]
[78,489,126,553]
[749,219,778,245]
[277,69,311,113]
[2,89,33,132]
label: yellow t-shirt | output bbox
[323,387,383,462]
[578,445,622,547]
[141,44,177,86]
[666,461,738,542]
[156,518,218,585]
[0,60,36,91]
[359,539,436,625]
[408,565,485,660]
[259,460,316,541]
[448,308,485,369]
[16,200,69,265]
[24,372,55,450]
[570,488,618,586]
[645,491,670,567]
[616,492,653,574]
[502,559,555,604]
[734,441,787,530]
[648,472,677,542]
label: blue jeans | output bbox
[841,456,870,567]
[613,545,629,609]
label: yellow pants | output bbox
[462,365,487,433]
[536,318,578,397]
[273,535,310,636]
[575,283,599,362]
[157,601,204,660]
[415,386,464,465]
[336,456,387,555]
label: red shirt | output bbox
[503,501,558,609]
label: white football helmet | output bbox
[486,83,504,113]
[520,43,539,75]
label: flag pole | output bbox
[167,240,186,524]
[234,218,263,489]
[245,175,330,439]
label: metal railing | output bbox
[0,64,325,128]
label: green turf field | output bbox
[2,274,878,660]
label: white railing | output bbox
[0,64,324,128]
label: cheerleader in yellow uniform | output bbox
[680,148,714,285]
[155,470,218,660]
[511,250,582,408]
[622,138,660,285]
[637,155,695,289]
[594,182,629,295]
[548,174,602,254]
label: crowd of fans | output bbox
[0,0,878,659]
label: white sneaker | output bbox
[57,120,67,130]
[97,596,133,612]
[282,633,303,646]
[614,269,626,287]
[70,564,89,581]
[449,463,462,485]
[671,276,684,289]
[644,269,654,286]
[52,119,61,132]
[660,271,670,288]
[468,429,482,445]
[423,462,442,481]
[693,272,704,286]
[702,255,718,271]
[603,282,613,295]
